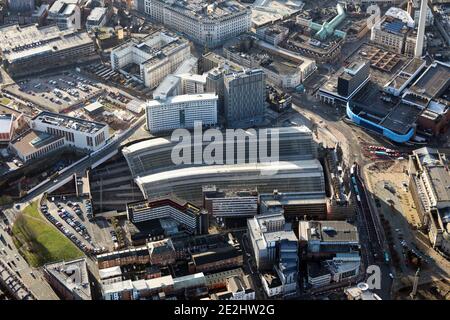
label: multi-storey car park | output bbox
[0,24,96,77]
[141,0,252,48]
[122,126,318,177]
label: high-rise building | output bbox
[145,93,218,133]
[224,69,266,125]
[337,60,370,97]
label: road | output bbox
[351,165,393,299]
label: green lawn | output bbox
[12,202,83,267]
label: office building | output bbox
[48,0,81,30]
[259,191,328,221]
[135,160,325,206]
[224,69,266,125]
[43,258,92,300]
[337,61,370,97]
[97,246,150,269]
[86,6,109,30]
[126,198,208,235]
[141,0,251,48]
[307,253,361,289]
[111,31,191,88]
[203,186,259,218]
[0,24,95,77]
[145,93,218,133]
[298,220,360,256]
[408,147,450,255]
[318,59,370,105]
[247,212,298,296]
[31,111,109,152]
[7,0,34,12]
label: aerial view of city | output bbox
[0,0,449,306]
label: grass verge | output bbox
[12,202,83,267]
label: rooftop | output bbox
[98,266,122,280]
[192,245,242,266]
[0,24,92,63]
[409,61,450,100]
[147,93,218,107]
[87,7,107,22]
[262,271,282,288]
[379,102,422,135]
[156,0,250,21]
[427,165,450,203]
[49,0,79,16]
[0,114,14,134]
[11,130,64,157]
[44,258,91,300]
[112,31,190,70]
[135,160,323,185]
[33,111,106,134]
[299,220,359,243]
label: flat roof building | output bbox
[43,258,92,300]
[31,111,109,152]
[48,0,81,30]
[126,197,208,235]
[408,147,450,255]
[298,220,360,255]
[111,31,191,89]
[145,93,218,133]
[10,130,66,162]
[0,24,95,77]
[141,0,251,48]
[318,59,370,106]
[86,6,109,30]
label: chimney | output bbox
[414,0,427,58]
[407,0,414,18]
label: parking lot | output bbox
[4,72,103,112]
[42,196,115,255]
